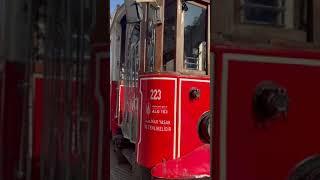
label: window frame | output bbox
[140,1,164,73]
[239,0,287,27]
[232,0,312,43]
[176,0,210,75]
[145,4,158,72]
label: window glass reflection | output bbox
[146,5,157,72]
[163,1,177,71]
[242,0,285,25]
[184,3,207,71]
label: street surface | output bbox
[110,142,132,180]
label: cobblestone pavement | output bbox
[110,142,133,180]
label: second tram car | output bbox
[211,0,320,179]
[110,0,211,178]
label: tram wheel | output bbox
[289,155,320,180]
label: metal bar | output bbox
[242,19,285,26]
[63,0,72,179]
[78,0,85,178]
[0,61,5,179]
[241,3,285,11]
[40,1,49,179]
[26,0,35,179]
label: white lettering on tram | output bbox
[145,119,159,124]
[150,89,162,100]
[144,124,172,132]
[144,119,171,125]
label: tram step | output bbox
[121,148,136,167]
[110,164,132,180]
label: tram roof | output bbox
[111,0,211,29]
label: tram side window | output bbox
[128,25,140,85]
[120,16,127,80]
[184,2,207,71]
[163,1,177,72]
[146,5,157,72]
[241,0,285,26]
[240,0,309,31]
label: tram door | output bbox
[122,24,140,143]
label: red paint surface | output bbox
[212,46,320,180]
[138,76,177,168]
[90,43,110,180]
[151,144,210,179]
[110,81,124,135]
[32,77,43,180]
[0,62,25,180]
[179,77,210,157]
[110,81,119,135]
[119,85,124,126]
[137,74,210,171]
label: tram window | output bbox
[240,0,309,31]
[294,0,309,32]
[241,0,285,26]
[163,1,177,72]
[125,24,140,86]
[120,16,127,80]
[146,5,157,72]
[183,2,207,71]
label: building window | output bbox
[240,0,286,26]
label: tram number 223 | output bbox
[150,89,161,100]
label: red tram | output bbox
[110,0,211,178]
[211,0,320,179]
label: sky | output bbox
[111,0,124,14]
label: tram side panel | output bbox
[212,46,320,180]
[137,74,210,171]
[110,81,125,136]
[90,44,110,180]
[110,81,119,135]
[31,76,43,180]
[178,76,210,158]
[137,75,177,168]
[118,85,124,127]
[0,62,25,180]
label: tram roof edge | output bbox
[110,4,126,30]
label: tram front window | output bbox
[184,2,207,71]
[163,1,177,71]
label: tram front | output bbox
[123,0,211,179]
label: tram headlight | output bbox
[198,112,211,144]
